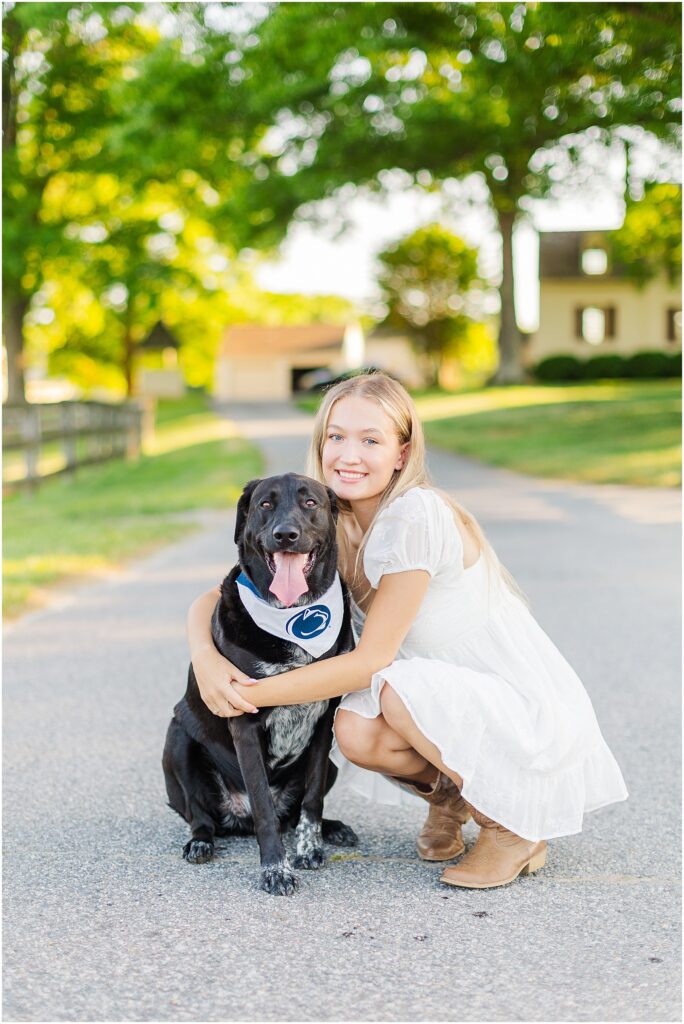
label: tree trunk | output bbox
[3,296,29,404]
[430,352,441,389]
[3,16,28,405]
[491,209,526,385]
[122,302,135,397]
[416,348,440,389]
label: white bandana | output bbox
[235,571,344,658]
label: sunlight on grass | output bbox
[413,381,670,421]
[144,414,241,456]
[3,522,193,618]
[5,553,118,616]
[575,446,682,487]
[421,381,681,488]
[3,449,68,483]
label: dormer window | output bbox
[582,248,608,275]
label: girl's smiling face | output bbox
[322,395,408,504]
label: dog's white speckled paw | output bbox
[260,861,299,895]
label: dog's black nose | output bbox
[273,523,300,544]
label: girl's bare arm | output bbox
[231,570,430,708]
[187,586,258,716]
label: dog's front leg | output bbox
[230,717,298,896]
[294,702,338,870]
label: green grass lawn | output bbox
[297,380,681,488]
[417,380,681,488]
[296,394,323,415]
[3,393,263,619]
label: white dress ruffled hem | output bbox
[331,661,628,842]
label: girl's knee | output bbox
[333,710,356,754]
[334,711,384,767]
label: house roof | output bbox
[140,321,180,350]
[539,230,625,280]
[220,324,346,358]
[366,324,411,340]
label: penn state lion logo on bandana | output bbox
[287,606,332,642]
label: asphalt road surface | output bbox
[3,400,681,1022]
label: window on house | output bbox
[667,308,682,343]
[575,306,616,344]
[582,248,608,275]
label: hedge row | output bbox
[533,351,682,382]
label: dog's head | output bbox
[234,474,339,607]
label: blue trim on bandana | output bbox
[236,571,260,597]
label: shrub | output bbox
[593,352,683,380]
[579,355,628,380]
[533,355,583,381]
[624,352,672,378]
[665,351,682,378]
[534,351,680,382]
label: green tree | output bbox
[3,2,303,400]
[377,224,482,385]
[230,1,681,382]
[2,1,151,401]
[609,183,682,285]
[2,3,260,400]
[41,169,244,394]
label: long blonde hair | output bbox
[305,371,525,605]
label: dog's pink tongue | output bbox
[269,551,309,607]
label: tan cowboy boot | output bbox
[391,772,471,861]
[440,805,547,889]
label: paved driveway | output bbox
[3,401,680,1022]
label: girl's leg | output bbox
[378,684,464,790]
[379,684,547,885]
[334,709,437,786]
[335,704,470,862]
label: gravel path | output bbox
[3,400,680,1022]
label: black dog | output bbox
[162,474,358,895]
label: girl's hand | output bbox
[192,644,258,718]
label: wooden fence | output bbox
[2,400,143,490]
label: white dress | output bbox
[330,487,628,841]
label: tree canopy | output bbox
[231,1,681,379]
[3,2,681,401]
[3,3,152,398]
[610,183,682,285]
[3,2,355,398]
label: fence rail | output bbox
[3,400,143,490]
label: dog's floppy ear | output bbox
[326,486,339,523]
[234,479,262,545]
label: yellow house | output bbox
[214,322,423,401]
[523,231,682,366]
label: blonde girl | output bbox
[188,373,627,888]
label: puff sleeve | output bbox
[363,488,461,588]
